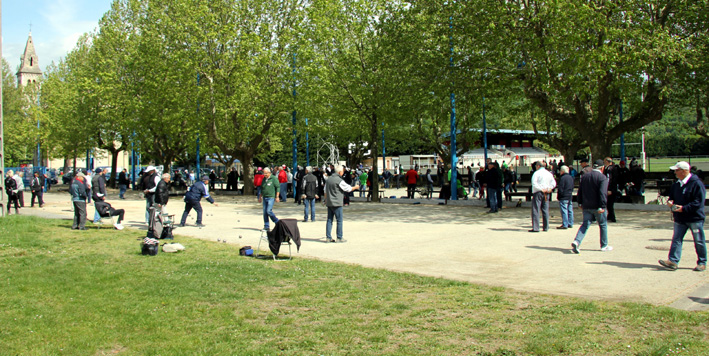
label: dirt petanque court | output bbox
[21,187,709,311]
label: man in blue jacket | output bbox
[659,161,707,272]
[179,175,218,228]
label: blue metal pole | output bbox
[86,149,90,171]
[483,96,488,163]
[36,119,40,167]
[292,52,297,171]
[619,100,625,162]
[449,15,457,200]
[305,117,310,166]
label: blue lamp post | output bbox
[449,15,457,200]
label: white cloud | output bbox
[39,0,101,66]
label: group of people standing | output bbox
[255,164,360,242]
[4,170,48,214]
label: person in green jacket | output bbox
[358,169,368,197]
[260,168,280,231]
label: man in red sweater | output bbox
[405,167,418,199]
[278,165,288,202]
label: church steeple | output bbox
[17,32,42,86]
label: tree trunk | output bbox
[239,152,255,196]
[369,113,380,202]
[587,137,612,162]
[109,150,120,188]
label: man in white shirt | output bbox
[530,161,557,232]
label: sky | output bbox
[2,0,113,74]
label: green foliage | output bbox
[2,59,36,166]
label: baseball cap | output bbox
[146,166,156,172]
[94,168,102,173]
[593,159,604,168]
[201,175,209,181]
[97,193,105,197]
[670,161,690,171]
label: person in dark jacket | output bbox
[603,157,619,222]
[5,170,20,214]
[94,194,125,230]
[142,166,160,224]
[301,166,319,222]
[179,175,218,227]
[226,167,239,191]
[556,165,574,229]
[659,161,707,272]
[118,169,130,199]
[155,173,171,214]
[30,171,45,208]
[485,161,501,213]
[92,168,108,223]
[208,170,217,190]
[571,160,610,254]
[70,172,89,230]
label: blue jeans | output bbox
[119,184,127,198]
[574,209,608,248]
[326,206,344,240]
[262,197,278,229]
[487,187,498,212]
[279,183,288,202]
[359,184,367,197]
[384,178,390,188]
[668,221,707,266]
[559,200,574,228]
[145,194,155,223]
[303,198,316,221]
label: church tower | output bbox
[17,32,42,86]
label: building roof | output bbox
[17,33,42,76]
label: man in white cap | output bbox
[142,166,160,224]
[659,161,707,272]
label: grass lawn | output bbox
[1,216,707,355]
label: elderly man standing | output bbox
[556,165,574,229]
[571,160,611,254]
[301,166,319,222]
[155,173,171,215]
[142,166,160,224]
[324,165,360,243]
[13,171,25,208]
[30,171,45,208]
[5,170,20,214]
[277,165,288,202]
[659,161,707,272]
[70,171,89,230]
[260,167,280,231]
[529,161,556,232]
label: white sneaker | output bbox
[114,223,124,230]
[601,245,613,252]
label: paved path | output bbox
[18,188,709,311]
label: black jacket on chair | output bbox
[267,219,301,255]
